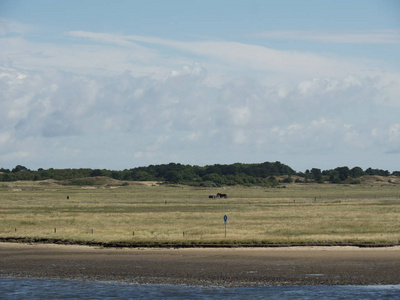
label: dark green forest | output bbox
[1,162,399,187]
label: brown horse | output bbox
[217,193,227,198]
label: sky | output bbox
[1,0,400,172]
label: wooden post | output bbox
[224,215,227,238]
[183,231,185,237]
[133,231,135,237]
[91,229,94,234]
[54,228,56,233]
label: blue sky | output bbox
[1,0,400,172]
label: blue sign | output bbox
[224,215,227,223]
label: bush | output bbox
[350,179,361,184]
[283,176,293,183]
[199,181,217,187]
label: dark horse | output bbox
[217,193,228,198]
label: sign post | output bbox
[224,215,227,238]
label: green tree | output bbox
[311,168,324,183]
[1,173,13,181]
[134,171,154,181]
[90,169,103,177]
[335,166,350,181]
[350,167,364,178]
[202,173,225,186]
[110,171,122,180]
[12,165,29,172]
[165,171,183,183]
[329,170,342,184]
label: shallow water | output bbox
[1,278,400,299]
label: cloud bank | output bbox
[1,19,400,171]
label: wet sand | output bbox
[1,243,400,287]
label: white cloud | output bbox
[0,35,169,78]
[1,28,393,86]
[10,31,351,79]
[1,24,400,170]
[118,34,360,78]
[0,132,12,147]
[68,31,142,47]
[228,106,251,126]
[1,65,398,153]
[389,123,400,143]
[0,151,30,162]
[0,18,32,36]
[253,30,400,44]
[182,132,202,142]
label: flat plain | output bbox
[1,177,400,245]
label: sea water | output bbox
[1,278,400,299]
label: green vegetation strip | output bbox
[2,161,399,186]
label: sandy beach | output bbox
[1,243,400,286]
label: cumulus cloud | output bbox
[3,61,400,168]
[4,73,400,167]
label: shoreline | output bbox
[2,243,400,287]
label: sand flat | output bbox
[1,243,400,286]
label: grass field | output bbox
[1,177,400,245]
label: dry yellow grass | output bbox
[1,179,400,244]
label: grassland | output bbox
[1,177,400,246]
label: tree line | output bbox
[0,162,399,187]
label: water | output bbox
[1,278,400,299]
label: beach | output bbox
[1,243,400,287]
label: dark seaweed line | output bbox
[0,237,399,248]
